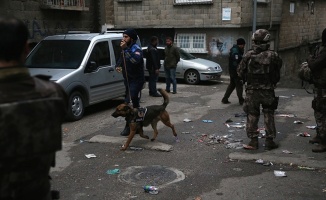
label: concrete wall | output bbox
[277,0,326,88]
[0,0,96,43]
[112,0,282,29]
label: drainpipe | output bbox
[269,0,273,30]
[253,0,257,33]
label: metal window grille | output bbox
[176,33,206,53]
[43,0,85,7]
[174,0,212,4]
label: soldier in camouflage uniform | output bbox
[0,16,67,200]
[307,28,326,153]
[238,29,283,150]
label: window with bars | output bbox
[117,0,142,2]
[176,33,207,53]
[174,0,213,5]
[42,0,89,11]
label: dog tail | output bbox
[157,88,169,108]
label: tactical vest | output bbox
[247,50,280,89]
[0,98,64,159]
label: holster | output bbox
[271,96,279,110]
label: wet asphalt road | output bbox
[51,79,326,200]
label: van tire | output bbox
[67,91,85,121]
[185,70,200,85]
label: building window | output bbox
[41,0,89,11]
[176,33,207,53]
[117,0,142,2]
[290,2,295,14]
[174,0,213,5]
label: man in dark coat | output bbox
[221,38,246,105]
[164,37,180,94]
[146,36,161,97]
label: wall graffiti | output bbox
[25,19,77,41]
[208,36,234,57]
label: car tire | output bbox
[67,91,84,121]
[184,70,200,85]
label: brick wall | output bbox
[113,0,281,29]
[0,0,96,43]
[279,0,322,49]
[277,0,326,88]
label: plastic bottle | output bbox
[143,185,159,195]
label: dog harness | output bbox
[133,107,147,122]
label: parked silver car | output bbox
[142,46,223,85]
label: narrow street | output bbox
[51,79,326,200]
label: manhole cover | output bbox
[119,165,185,188]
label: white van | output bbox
[26,32,133,121]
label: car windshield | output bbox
[25,40,90,69]
[179,48,196,60]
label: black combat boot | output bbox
[221,98,231,104]
[312,135,326,153]
[120,121,130,136]
[239,98,244,106]
[309,134,322,144]
[264,137,278,150]
[312,144,326,153]
[247,137,259,149]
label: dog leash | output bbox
[122,50,133,108]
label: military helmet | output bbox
[252,29,270,42]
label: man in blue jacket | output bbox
[221,38,246,105]
[116,28,145,136]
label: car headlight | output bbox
[216,65,221,70]
[207,67,215,71]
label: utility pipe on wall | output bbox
[253,0,257,33]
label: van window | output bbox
[88,41,110,67]
[112,39,121,63]
[26,40,90,69]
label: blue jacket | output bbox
[116,42,145,82]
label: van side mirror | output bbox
[85,61,98,73]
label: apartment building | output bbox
[110,0,282,73]
[279,0,326,85]
[0,0,97,45]
[109,0,326,86]
[1,0,325,86]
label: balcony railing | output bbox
[41,0,89,11]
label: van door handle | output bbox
[108,68,114,72]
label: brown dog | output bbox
[111,88,177,150]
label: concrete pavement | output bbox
[53,77,326,199]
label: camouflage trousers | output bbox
[312,96,326,143]
[243,89,279,139]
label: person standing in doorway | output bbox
[221,38,246,105]
[164,36,180,94]
[147,36,162,97]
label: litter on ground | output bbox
[85,154,96,158]
[274,170,287,177]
